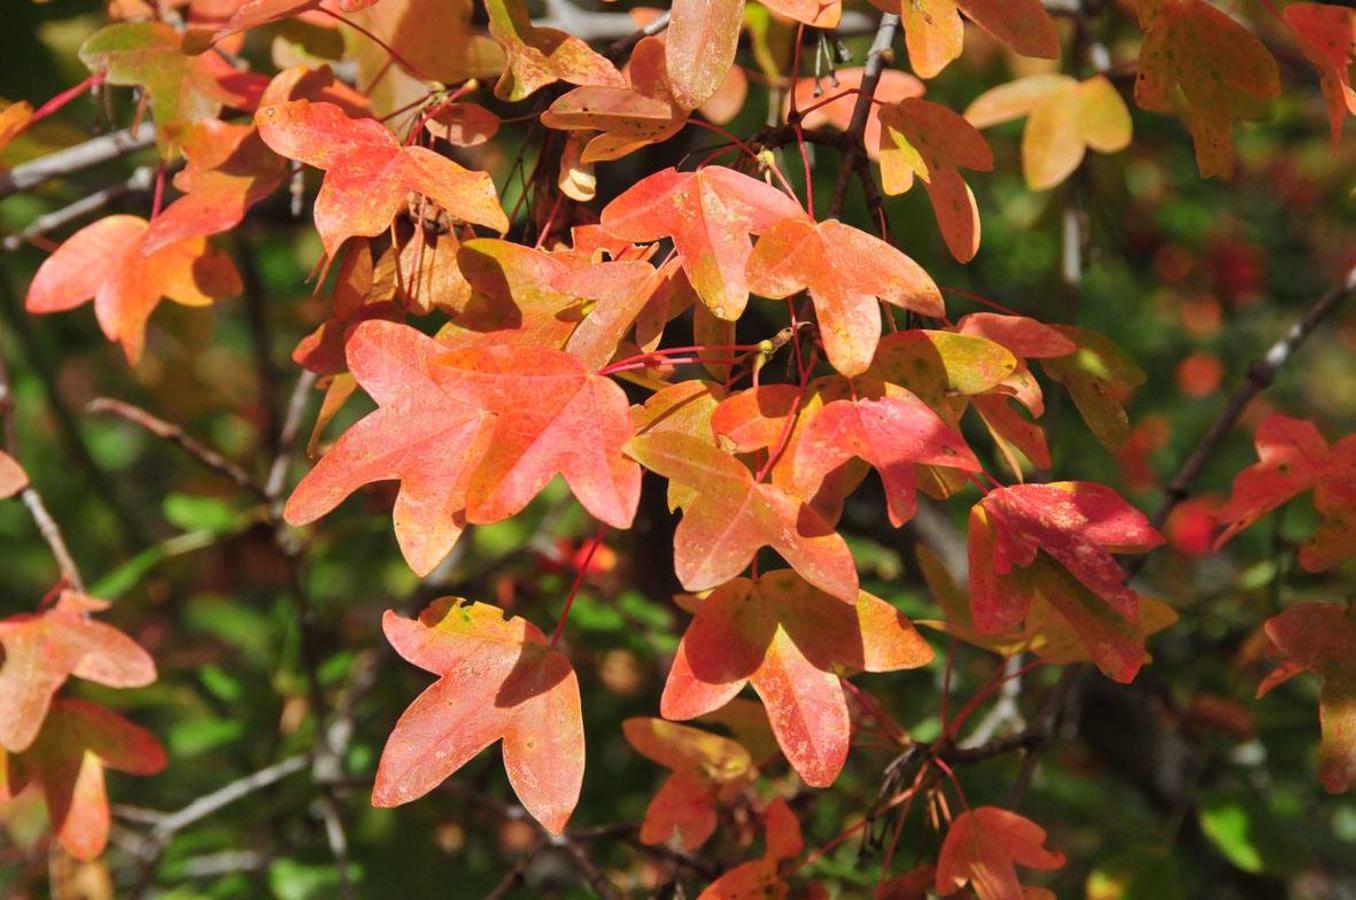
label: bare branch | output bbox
[0,123,157,200]
[86,397,270,501]
[826,13,900,217]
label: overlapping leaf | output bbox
[746,217,943,376]
[968,482,1164,682]
[6,698,166,861]
[662,570,931,785]
[1132,0,1280,178]
[1257,601,1356,793]
[1213,414,1356,572]
[966,74,1132,190]
[0,591,155,753]
[26,215,242,365]
[1039,325,1146,450]
[256,99,507,257]
[373,598,584,833]
[1286,3,1356,147]
[666,0,744,109]
[600,165,804,320]
[627,433,859,601]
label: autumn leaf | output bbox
[1039,325,1146,450]
[485,0,625,101]
[142,120,287,254]
[968,482,1164,682]
[868,0,1059,79]
[557,258,663,369]
[284,320,494,576]
[1257,601,1356,793]
[966,74,1132,190]
[760,0,839,28]
[627,432,859,601]
[876,97,994,262]
[186,0,383,48]
[935,806,1065,900]
[666,0,745,109]
[1132,0,1280,178]
[1285,3,1356,147]
[7,697,166,861]
[255,99,507,258]
[794,380,981,527]
[624,717,753,851]
[26,215,242,365]
[342,0,505,88]
[435,342,642,528]
[0,102,33,154]
[0,591,156,753]
[79,22,234,158]
[600,165,804,321]
[662,570,931,785]
[0,451,27,499]
[372,598,584,834]
[424,102,501,147]
[746,217,944,376]
[1213,414,1356,572]
[541,36,688,162]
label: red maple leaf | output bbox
[372,598,584,834]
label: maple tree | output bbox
[2,0,1356,895]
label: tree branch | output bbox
[0,123,157,200]
[1147,265,1356,532]
[3,167,156,253]
[826,13,899,217]
[86,397,270,501]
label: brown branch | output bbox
[826,12,899,218]
[86,397,270,501]
[1147,265,1356,532]
[0,123,157,200]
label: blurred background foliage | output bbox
[2,0,1356,897]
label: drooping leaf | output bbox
[868,0,1058,79]
[876,97,994,262]
[0,451,27,499]
[666,0,745,109]
[1285,3,1356,148]
[0,591,156,753]
[1213,414,1356,572]
[968,482,1164,682]
[1039,325,1146,450]
[746,218,943,376]
[662,570,931,785]
[26,215,242,365]
[627,433,859,601]
[794,380,981,526]
[541,36,688,162]
[1132,0,1280,178]
[935,806,1066,900]
[966,74,1132,190]
[600,165,804,320]
[485,0,625,101]
[7,698,166,861]
[255,99,508,257]
[372,598,584,834]
[79,22,234,158]
[623,718,752,851]
[284,320,493,576]
[1257,601,1356,793]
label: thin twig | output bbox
[86,397,270,501]
[2,167,155,253]
[1146,265,1356,533]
